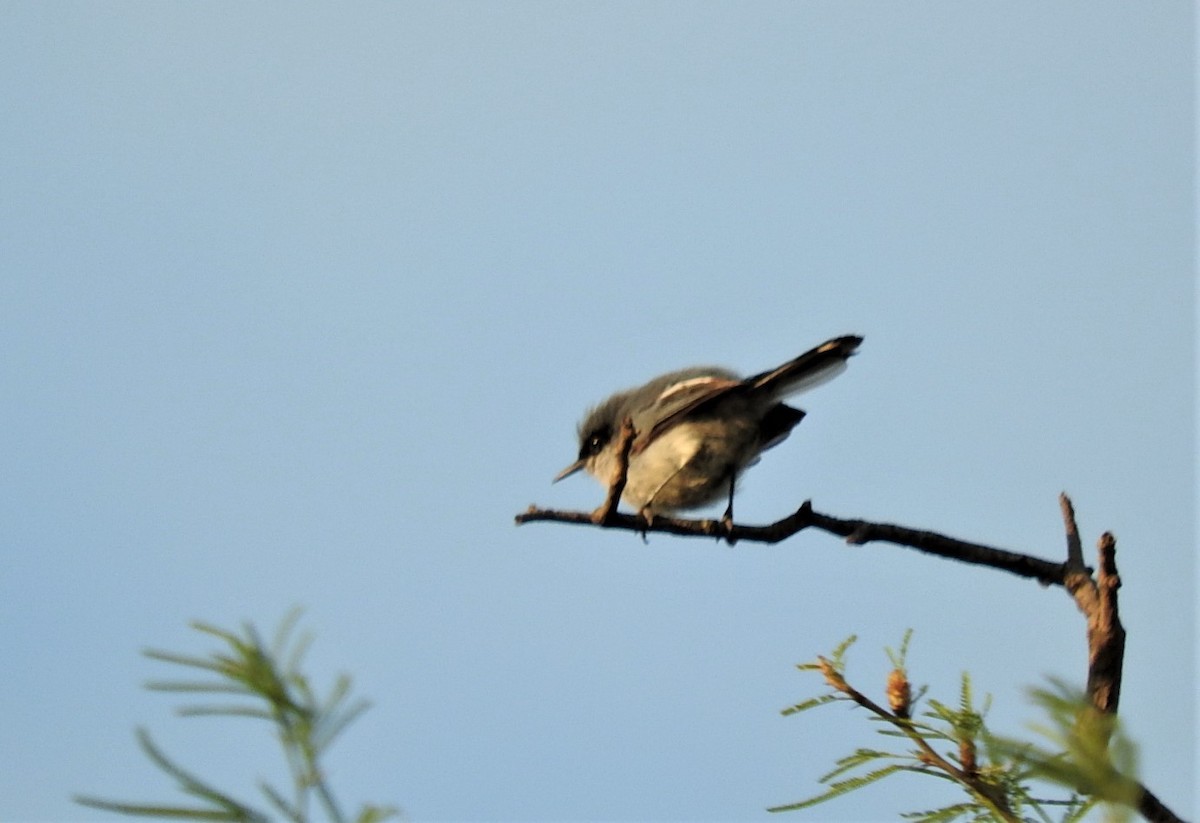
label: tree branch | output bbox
[1053,496,1175,822]
[516,500,1071,587]
[815,658,1020,822]
[516,491,1186,822]
[1139,786,1188,823]
[1058,492,1126,716]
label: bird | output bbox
[554,335,862,521]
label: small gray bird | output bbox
[554,335,862,519]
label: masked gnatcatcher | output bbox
[554,335,862,520]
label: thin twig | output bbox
[517,500,1070,587]
[816,659,1019,822]
[1060,493,1086,570]
[516,493,1186,823]
[1139,786,1188,823]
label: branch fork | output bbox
[516,480,1185,821]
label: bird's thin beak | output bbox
[553,459,586,483]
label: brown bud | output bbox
[959,737,977,777]
[819,658,847,692]
[886,668,911,717]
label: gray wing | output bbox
[631,367,741,454]
[635,336,862,450]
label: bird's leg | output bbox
[635,506,653,544]
[638,505,655,529]
[721,473,736,531]
[591,417,636,525]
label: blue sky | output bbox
[1,3,1194,821]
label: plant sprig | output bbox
[75,609,397,823]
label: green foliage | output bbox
[74,609,398,823]
[886,628,914,670]
[768,761,921,813]
[769,634,1132,822]
[922,672,988,750]
[987,679,1140,822]
[793,633,857,677]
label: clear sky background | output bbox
[1,3,1194,821]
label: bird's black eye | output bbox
[580,426,611,458]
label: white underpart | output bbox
[633,425,703,504]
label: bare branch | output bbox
[1139,785,1188,823]
[1088,532,1126,715]
[1060,492,1086,569]
[1056,497,1176,822]
[517,500,1070,587]
[1061,493,1100,614]
[1055,493,1127,719]
[804,506,1071,587]
[516,492,1186,822]
[1060,491,1119,722]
